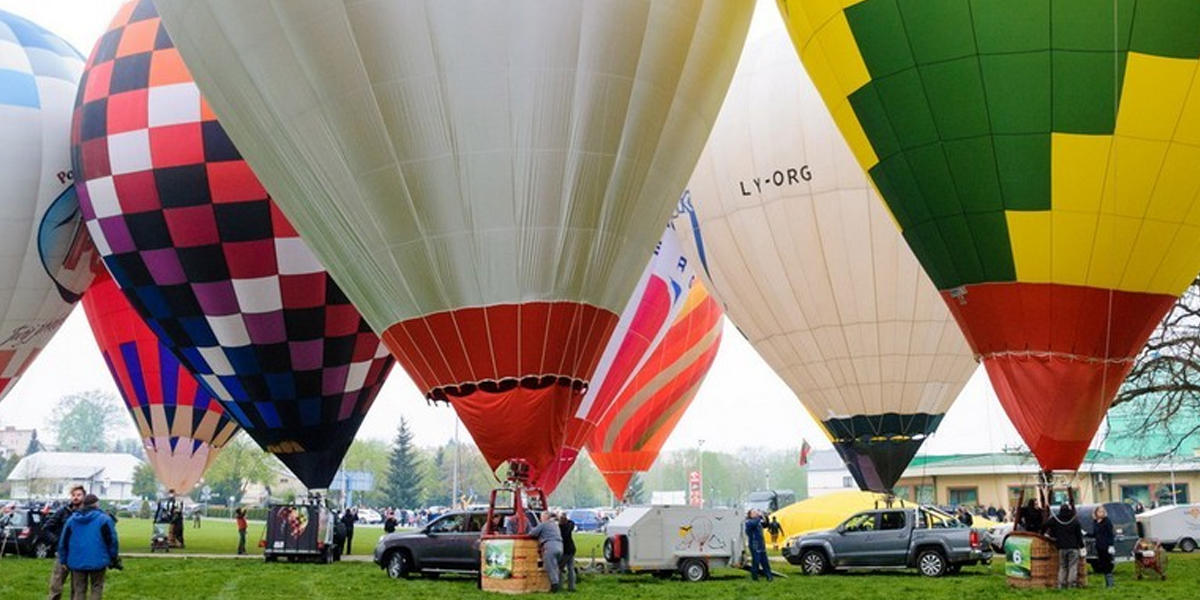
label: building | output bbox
[893,451,1200,510]
[5,452,144,501]
[805,449,856,497]
[0,426,36,459]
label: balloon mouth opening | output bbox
[427,375,588,403]
[830,433,930,444]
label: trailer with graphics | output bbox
[1137,504,1200,553]
[603,506,745,582]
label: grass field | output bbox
[4,518,1196,599]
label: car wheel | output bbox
[603,536,624,563]
[800,549,829,575]
[679,558,708,582]
[917,550,947,578]
[1180,538,1197,553]
[34,542,53,559]
[386,550,412,579]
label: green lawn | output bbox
[2,552,1196,599]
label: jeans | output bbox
[70,569,105,600]
[1057,548,1080,589]
[541,542,563,587]
[561,553,576,591]
[750,546,773,581]
[237,529,247,555]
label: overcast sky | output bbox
[0,0,1046,460]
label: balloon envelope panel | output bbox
[0,11,96,401]
[152,0,754,479]
[777,0,1200,470]
[72,0,394,489]
[677,25,976,492]
[83,273,239,492]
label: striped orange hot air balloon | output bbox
[587,280,723,499]
[777,0,1200,471]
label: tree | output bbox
[49,390,126,452]
[383,418,424,507]
[25,430,41,455]
[1111,276,1200,456]
[113,438,146,460]
[132,462,159,499]
[339,438,390,506]
[205,433,276,504]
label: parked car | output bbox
[567,509,604,532]
[357,508,383,525]
[782,507,991,577]
[1074,503,1138,565]
[1136,503,1200,553]
[0,505,54,558]
[374,508,535,579]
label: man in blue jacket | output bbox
[745,509,773,581]
[58,494,119,600]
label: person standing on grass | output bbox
[58,494,119,600]
[744,509,773,581]
[235,508,248,555]
[43,485,86,600]
[192,509,201,529]
[529,512,564,593]
[1042,503,1085,589]
[340,508,358,555]
[767,516,784,550]
[558,512,577,592]
[1091,505,1117,588]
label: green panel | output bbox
[874,69,940,148]
[906,144,960,219]
[896,0,975,65]
[1130,0,1200,58]
[1052,0,1135,51]
[943,136,1004,214]
[845,0,916,79]
[994,134,1051,211]
[971,0,1051,54]
[932,214,986,284]
[1052,50,1124,134]
[965,212,1017,281]
[877,154,932,227]
[904,221,958,289]
[866,164,913,227]
[848,85,902,160]
[980,52,1052,134]
[922,57,990,140]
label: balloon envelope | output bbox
[587,280,723,499]
[677,24,977,492]
[83,272,239,492]
[537,226,695,493]
[153,0,754,481]
[0,11,99,401]
[777,0,1200,470]
[72,0,395,489]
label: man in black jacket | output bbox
[42,485,86,600]
[340,508,358,555]
[1043,504,1085,589]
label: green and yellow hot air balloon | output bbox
[777,0,1200,471]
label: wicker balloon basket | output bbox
[480,537,551,594]
[1005,532,1087,588]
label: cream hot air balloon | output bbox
[675,16,977,492]
[152,0,754,483]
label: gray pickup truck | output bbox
[782,507,991,577]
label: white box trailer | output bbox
[603,506,745,582]
[1136,504,1200,553]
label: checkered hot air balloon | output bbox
[0,11,101,402]
[83,271,239,492]
[71,0,394,489]
[151,0,755,483]
[777,0,1200,471]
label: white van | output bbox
[1136,504,1200,553]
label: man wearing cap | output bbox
[58,494,120,600]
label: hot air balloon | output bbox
[776,1,1200,472]
[538,226,697,494]
[587,280,723,499]
[676,17,978,492]
[83,272,239,492]
[0,11,100,402]
[152,0,754,482]
[71,0,395,489]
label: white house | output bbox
[5,452,144,501]
[805,449,856,497]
